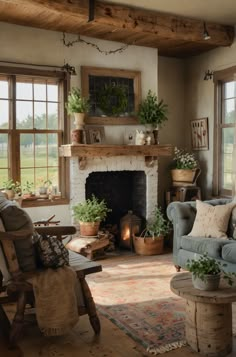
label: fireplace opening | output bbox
[85,171,146,246]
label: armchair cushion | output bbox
[222,243,236,264]
[0,204,36,272]
[188,200,235,238]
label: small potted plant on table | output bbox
[186,253,235,291]
[22,181,35,199]
[66,87,90,144]
[72,195,112,236]
[133,206,171,255]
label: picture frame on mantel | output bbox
[85,126,105,144]
[190,117,209,151]
[81,66,141,125]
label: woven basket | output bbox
[133,230,164,256]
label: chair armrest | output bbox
[35,225,76,239]
[0,229,33,241]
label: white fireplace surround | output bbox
[70,156,158,221]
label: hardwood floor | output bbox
[1,313,235,356]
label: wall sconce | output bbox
[204,70,214,80]
[203,22,211,40]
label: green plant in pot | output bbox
[22,181,35,198]
[72,195,112,236]
[137,90,168,144]
[65,87,90,129]
[2,179,21,199]
[133,206,171,256]
[171,146,200,186]
[186,253,235,291]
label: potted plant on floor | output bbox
[137,90,168,144]
[72,195,112,236]
[133,206,171,255]
[186,253,235,291]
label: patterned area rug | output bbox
[86,253,187,355]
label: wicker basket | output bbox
[133,230,164,256]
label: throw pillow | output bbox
[188,200,235,238]
[33,232,69,268]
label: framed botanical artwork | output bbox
[81,66,141,125]
[191,117,209,151]
[85,126,105,144]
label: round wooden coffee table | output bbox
[170,272,236,357]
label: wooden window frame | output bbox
[0,66,70,207]
[81,66,141,125]
[213,66,236,197]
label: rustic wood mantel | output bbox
[59,144,173,169]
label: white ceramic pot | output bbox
[192,273,221,291]
[74,113,85,129]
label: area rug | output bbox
[86,253,187,355]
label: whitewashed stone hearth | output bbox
[70,156,158,221]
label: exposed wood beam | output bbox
[2,0,234,47]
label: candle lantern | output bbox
[120,211,142,250]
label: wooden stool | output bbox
[166,186,201,205]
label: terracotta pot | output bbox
[133,235,164,255]
[5,189,15,200]
[79,221,100,237]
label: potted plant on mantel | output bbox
[171,146,201,186]
[65,87,90,145]
[72,195,112,236]
[137,90,168,144]
[133,206,171,256]
[186,253,235,291]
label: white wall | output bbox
[0,22,159,220]
[185,37,236,198]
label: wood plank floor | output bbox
[1,313,236,356]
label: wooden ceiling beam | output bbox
[3,0,234,47]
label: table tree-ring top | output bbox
[170,272,236,304]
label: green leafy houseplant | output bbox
[22,181,34,195]
[186,253,235,289]
[72,195,112,223]
[133,207,171,256]
[138,90,168,127]
[2,179,21,194]
[146,206,171,238]
[65,87,90,114]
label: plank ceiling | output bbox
[0,0,234,57]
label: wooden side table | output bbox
[170,272,236,357]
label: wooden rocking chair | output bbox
[0,224,101,347]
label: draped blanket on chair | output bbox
[28,266,79,336]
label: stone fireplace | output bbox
[70,155,158,227]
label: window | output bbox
[214,66,236,196]
[0,67,69,206]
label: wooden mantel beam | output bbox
[2,0,234,47]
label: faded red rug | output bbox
[86,253,186,355]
